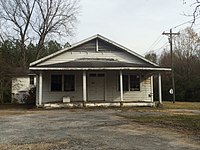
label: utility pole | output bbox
[162,29,179,103]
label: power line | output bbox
[147,35,162,51]
[163,29,180,104]
[154,42,169,53]
[144,17,200,56]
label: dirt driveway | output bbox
[0,109,199,150]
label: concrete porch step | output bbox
[43,102,155,109]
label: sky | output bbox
[71,0,200,56]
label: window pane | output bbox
[118,75,129,91]
[130,75,140,91]
[64,75,75,91]
[123,75,129,91]
[51,75,62,91]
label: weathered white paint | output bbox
[39,71,152,103]
[120,70,123,101]
[151,75,154,102]
[41,71,83,103]
[83,71,87,102]
[11,76,36,103]
[39,72,43,105]
[158,73,162,104]
[36,51,147,67]
[87,72,105,101]
[30,34,159,67]
[43,102,154,108]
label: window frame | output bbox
[118,74,141,92]
[50,74,76,92]
[51,74,63,92]
[130,75,140,91]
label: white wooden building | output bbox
[12,75,36,103]
[29,34,170,107]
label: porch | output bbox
[35,70,163,107]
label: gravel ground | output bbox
[0,109,199,150]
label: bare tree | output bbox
[33,0,79,59]
[0,0,79,68]
[0,0,36,68]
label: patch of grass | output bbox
[163,101,200,110]
[119,113,200,136]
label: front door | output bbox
[88,73,105,101]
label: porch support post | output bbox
[83,70,87,102]
[150,75,154,102]
[38,72,43,106]
[158,73,162,104]
[120,70,123,102]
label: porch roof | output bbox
[30,58,171,71]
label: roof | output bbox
[29,34,171,71]
[30,58,171,71]
[37,58,154,68]
[30,34,159,67]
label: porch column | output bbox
[83,71,87,102]
[150,75,154,102]
[120,70,123,101]
[158,73,162,104]
[38,72,43,106]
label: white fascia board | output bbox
[29,67,171,71]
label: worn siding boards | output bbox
[42,71,83,103]
[98,39,121,52]
[38,70,152,104]
[68,39,96,52]
[105,71,151,102]
[36,38,152,67]
[37,51,148,66]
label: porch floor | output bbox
[43,101,155,109]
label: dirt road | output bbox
[0,109,199,150]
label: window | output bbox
[51,75,62,91]
[130,75,140,91]
[30,75,34,85]
[64,75,75,91]
[118,74,140,91]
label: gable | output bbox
[30,34,158,68]
[68,38,122,52]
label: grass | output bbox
[163,101,200,110]
[124,114,200,135]
[118,102,200,136]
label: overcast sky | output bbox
[73,0,199,56]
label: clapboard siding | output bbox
[37,70,152,104]
[36,37,151,66]
[68,40,96,52]
[41,71,83,103]
[105,71,152,102]
[98,39,121,52]
[37,51,146,66]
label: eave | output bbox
[29,67,171,71]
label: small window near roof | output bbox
[51,75,62,91]
[64,75,75,91]
[130,75,140,91]
[30,75,34,85]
